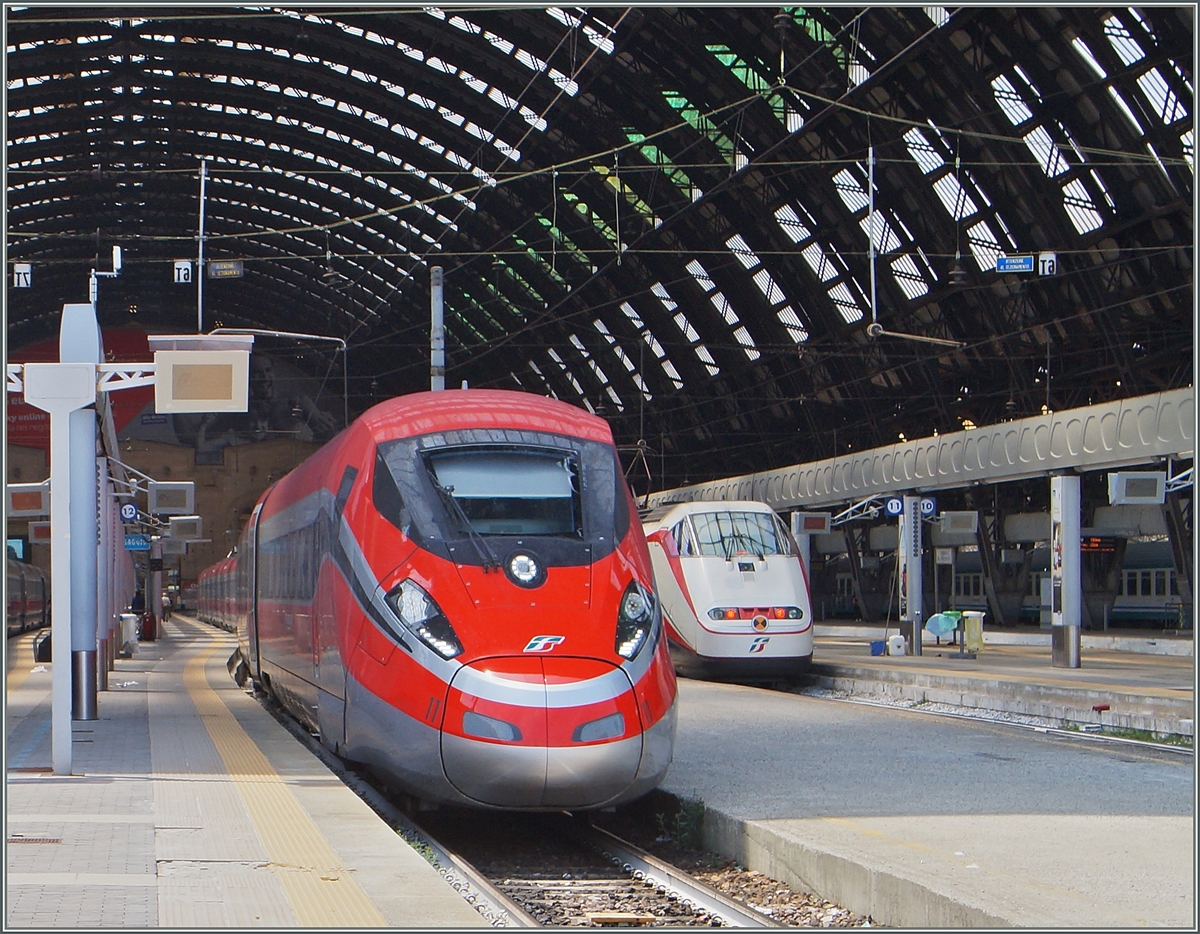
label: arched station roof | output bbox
[6,6,1193,490]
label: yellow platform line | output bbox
[184,644,387,927]
[6,631,40,694]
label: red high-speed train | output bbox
[199,389,677,810]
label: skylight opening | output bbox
[832,168,870,213]
[775,306,809,344]
[924,7,949,27]
[594,318,649,393]
[1103,15,1145,66]
[966,221,1004,271]
[991,74,1034,126]
[827,283,864,324]
[652,283,719,375]
[890,256,929,300]
[1137,69,1187,124]
[1022,125,1069,177]
[903,127,945,174]
[619,301,683,389]
[546,347,589,402]
[931,174,978,220]
[545,8,617,54]
[1061,179,1104,233]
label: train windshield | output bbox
[428,450,580,536]
[688,511,792,558]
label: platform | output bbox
[5,617,487,929]
[808,623,1195,738]
[659,629,1195,928]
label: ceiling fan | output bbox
[863,144,965,350]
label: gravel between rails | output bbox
[593,792,874,929]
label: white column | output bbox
[23,362,97,775]
[61,303,102,721]
[1050,474,1082,667]
[899,495,924,655]
[69,408,99,719]
[431,266,445,391]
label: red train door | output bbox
[240,502,264,677]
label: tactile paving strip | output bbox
[182,647,387,926]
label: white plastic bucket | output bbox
[887,633,906,656]
[119,613,139,655]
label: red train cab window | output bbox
[427,449,581,536]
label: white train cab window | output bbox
[671,520,697,557]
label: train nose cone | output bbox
[441,657,643,809]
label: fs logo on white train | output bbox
[748,636,770,653]
[523,635,565,653]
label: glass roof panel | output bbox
[619,301,684,389]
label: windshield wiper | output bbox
[434,483,500,572]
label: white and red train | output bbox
[642,500,813,679]
[199,389,677,810]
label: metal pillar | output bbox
[69,408,99,719]
[61,304,102,721]
[149,537,163,641]
[1050,474,1082,667]
[431,265,445,391]
[22,362,97,775]
[899,495,923,655]
[198,158,208,333]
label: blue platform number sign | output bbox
[119,502,138,522]
[884,497,904,517]
[173,260,193,284]
[920,497,937,517]
[124,534,151,551]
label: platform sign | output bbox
[119,502,138,522]
[173,260,193,284]
[207,260,244,279]
[13,262,32,288]
[996,254,1034,273]
[1038,252,1057,277]
[919,496,937,517]
[884,496,904,516]
[124,534,151,551]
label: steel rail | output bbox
[572,822,785,927]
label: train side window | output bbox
[373,449,411,533]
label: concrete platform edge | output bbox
[698,805,1008,928]
[806,663,1195,738]
[814,625,1193,657]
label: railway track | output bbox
[257,689,810,927]
[423,808,782,927]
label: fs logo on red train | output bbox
[523,635,566,653]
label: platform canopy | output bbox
[6,7,1193,489]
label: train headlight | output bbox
[615,580,655,660]
[385,579,463,659]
